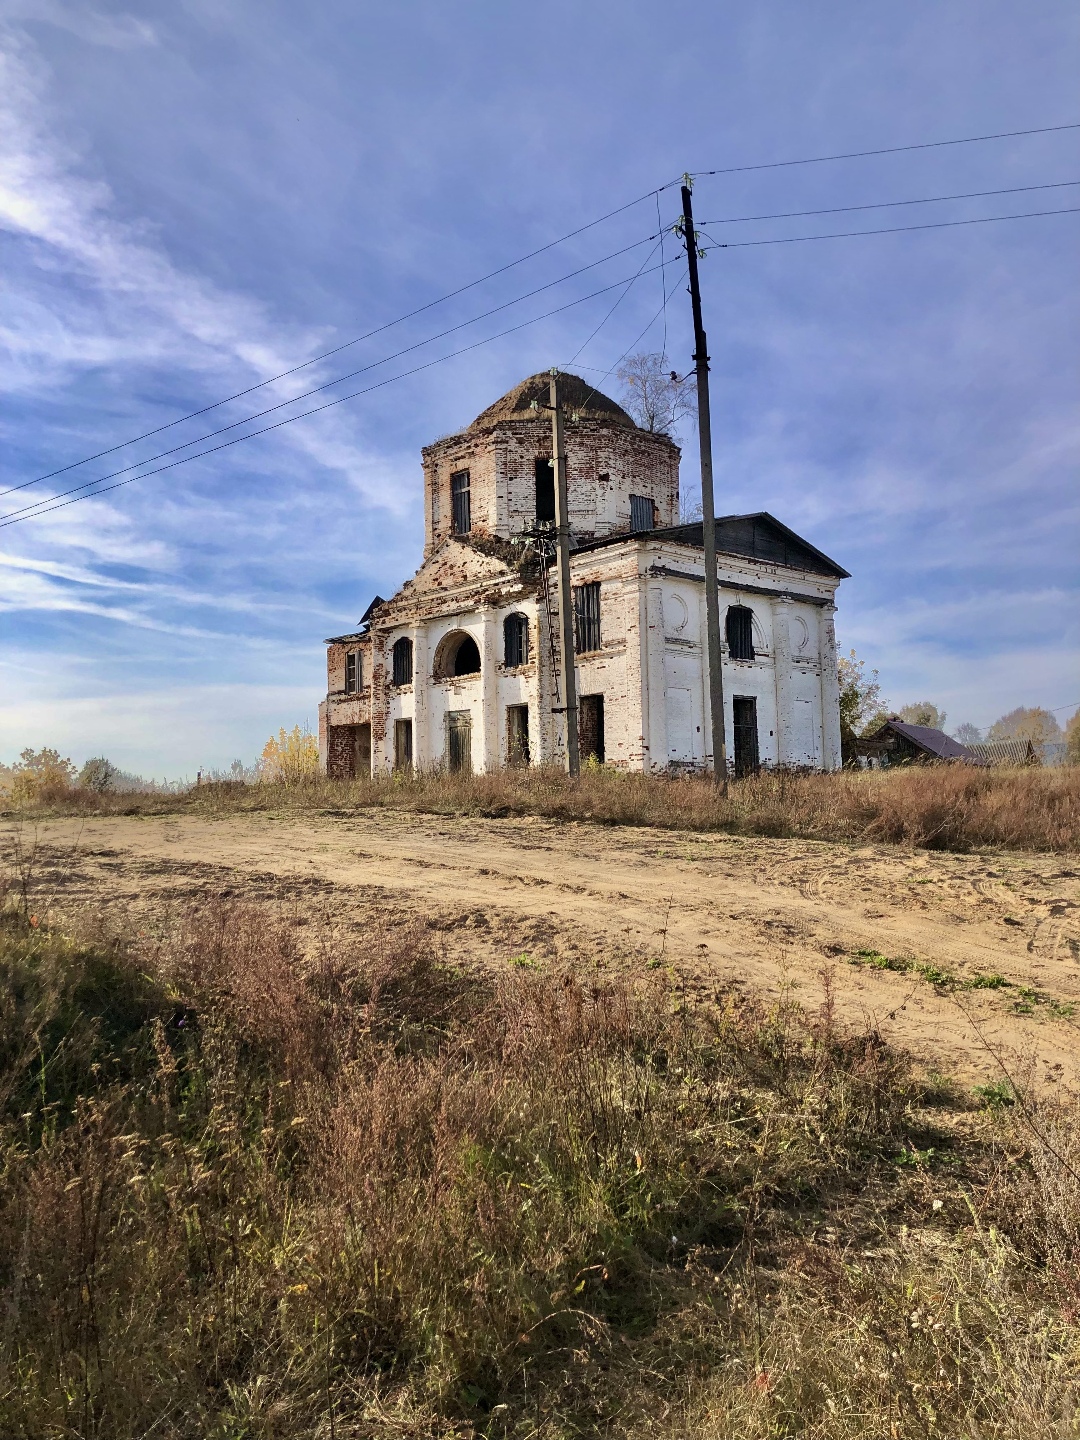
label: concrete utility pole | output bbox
[679,180,728,791]
[550,370,580,778]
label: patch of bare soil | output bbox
[9,810,1080,1087]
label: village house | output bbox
[319,372,848,777]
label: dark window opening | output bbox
[507,704,530,766]
[453,635,481,676]
[503,612,529,668]
[726,605,755,661]
[344,650,362,693]
[353,722,371,776]
[451,469,471,534]
[535,456,556,524]
[392,637,414,686]
[447,711,472,774]
[732,695,760,778]
[630,494,655,532]
[579,694,605,763]
[394,718,413,770]
[573,581,602,654]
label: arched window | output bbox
[433,630,482,680]
[453,636,481,675]
[503,613,529,668]
[726,606,755,661]
[392,636,413,686]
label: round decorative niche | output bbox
[667,592,689,634]
[433,629,482,679]
[792,615,810,653]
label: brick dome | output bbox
[468,372,636,431]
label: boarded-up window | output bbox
[732,695,760,777]
[344,650,362,693]
[451,470,471,534]
[392,637,413,686]
[503,613,529,667]
[394,718,413,770]
[630,494,655,532]
[447,711,472,774]
[573,582,601,654]
[535,457,556,524]
[726,606,754,661]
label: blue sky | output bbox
[1,0,1077,778]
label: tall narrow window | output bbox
[630,494,655,532]
[503,613,529,668]
[392,636,414,686]
[345,650,362,693]
[726,606,755,661]
[573,581,602,654]
[394,719,413,770]
[732,696,760,777]
[451,470,471,534]
[535,457,556,525]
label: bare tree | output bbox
[616,353,696,436]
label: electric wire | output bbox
[8,198,1077,529]
[573,265,688,418]
[19,121,1079,495]
[0,259,678,530]
[1,226,674,510]
[697,177,1080,226]
[698,204,1080,250]
[656,191,668,364]
[18,183,685,491]
[565,236,664,365]
[691,120,1080,179]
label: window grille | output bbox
[629,494,655,532]
[503,613,529,668]
[451,470,471,534]
[573,582,602,654]
[392,637,414,686]
[726,606,755,661]
[344,650,362,693]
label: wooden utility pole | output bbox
[550,370,580,778]
[679,180,728,790]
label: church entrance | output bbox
[732,696,760,777]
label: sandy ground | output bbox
[8,809,1080,1087]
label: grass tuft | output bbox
[1,892,1079,1435]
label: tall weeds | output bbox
[1,895,1077,1436]
[13,762,1078,852]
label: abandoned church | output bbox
[319,371,848,777]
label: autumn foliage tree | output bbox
[259,725,320,785]
[837,650,888,765]
[988,706,1062,751]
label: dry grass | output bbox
[9,762,1080,852]
[1,878,1079,1437]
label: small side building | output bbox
[320,372,849,777]
[858,718,987,767]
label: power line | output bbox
[17,182,685,492]
[566,237,664,365]
[691,120,1080,179]
[0,259,677,530]
[699,204,1080,250]
[698,177,1080,226]
[18,121,1080,495]
[1,227,672,510]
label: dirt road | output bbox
[13,809,1080,1086]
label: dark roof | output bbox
[469,372,636,431]
[575,511,850,579]
[866,720,980,762]
[358,594,385,626]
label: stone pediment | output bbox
[387,536,524,608]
